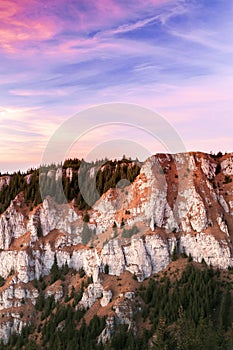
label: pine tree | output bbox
[50,254,60,284]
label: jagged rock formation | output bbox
[100,289,112,307]
[0,151,233,342]
[79,282,103,309]
[98,291,137,345]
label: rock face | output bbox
[0,152,233,342]
[98,316,115,344]
[100,290,112,307]
[0,196,26,250]
[98,291,137,345]
[0,152,232,284]
[0,317,27,345]
[0,277,39,311]
[79,282,103,309]
[0,176,11,192]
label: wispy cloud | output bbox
[167,27,233,52]
[10,88,74,97]
[0,0,233,171]
[102,15,162,36]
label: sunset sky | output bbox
[0,0,232,173]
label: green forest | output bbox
[0,158,141,214]
[1,262,233,349]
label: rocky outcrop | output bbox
[79,283,103,309]
[0,152,233,343]
[0,250,34,283]
[180,233,232,268]
[0,196,27,249]
[177,186,207,233]
[37,198,81,240]
[45,285,63,302]
[0,278,39,310]
[221,155,233,175]
[98,291,137,345]
[0,176,11,192]
[0,195,84,250]
[100,290,112,307]
[24,174,33,185]
[0,317,27,345]
[66,168,73,181]
[98,316,115,344]
[0,229,231,290]
[92,153,210,235]
[200,154,216,179]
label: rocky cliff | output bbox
[0,151,233,343]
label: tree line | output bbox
[0,159,141,214]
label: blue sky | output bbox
[0,0,233,172]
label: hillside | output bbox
[1,259,233,349]
[0,151,233,347]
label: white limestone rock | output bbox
[0,199,27,249]
[69,250,85,273]
[66,168,73,181]
[180,233,232,268]
[101,239,126,276]
[100,290,112,307]
[144,235,170,274]
[0,283,39,310]
[98,316,115,344]
[79,282,103,309]
[92,154,209,236]
[217,216,229,235]
[123,238,153,281]
[93,190,118,234]
[55,168,63,181]
[218,195,229,213]
[177,186,207,232]
[38,198,81,243]
[1,152,233,345]
[200,156,216,179]
[24,174,33,185]
[47,170,56,179]
[0,318,27,345]
[114,296,136,333]
[82,249,101,283]
[0,176,11,192]
[221,156,233,175]
[0,250,34,283]
[125,292,135,300]
[45,285,63,302]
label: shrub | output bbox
[215,163,221,175]
[104,264,109,274]
[83,212,90,223]
[37,219,43,237]
[50,254,60,284]
[78,267,85,278]
[188,253,193,262]
[0,276,5,287]
[171,246,178,261]
[122,225,139,238]
[223,175,232,184]
[181,247,187,259]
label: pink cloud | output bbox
[0,1,57,53]
[0,0,172,53]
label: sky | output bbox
[0,0,233,173]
